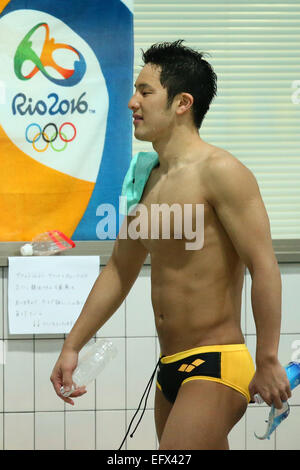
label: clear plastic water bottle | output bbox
[60,340,118,397]
[20,230,76,256]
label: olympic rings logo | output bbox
[25,122,77,152]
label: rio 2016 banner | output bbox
[0,0,133,241]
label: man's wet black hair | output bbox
[142,40,217,128]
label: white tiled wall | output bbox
[0,263,300,450]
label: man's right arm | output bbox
[62,219,148,352]
[50,217,149,402]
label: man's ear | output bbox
[176,92,194,116]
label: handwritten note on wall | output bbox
[8,256,100,334]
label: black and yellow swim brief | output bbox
[156,343,255,404]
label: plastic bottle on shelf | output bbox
[20,230,76,256]
[60,340,118,397]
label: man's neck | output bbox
[152,125,204,173]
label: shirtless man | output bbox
[50,40,291,450]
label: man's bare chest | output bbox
[130,166,208,249]
[140,165,206,207]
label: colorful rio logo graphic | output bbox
[12,22,89,152]
[14,22,86,87]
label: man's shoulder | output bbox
[201,145,252,181]
[202,145,242,170]
[199,145,257,203]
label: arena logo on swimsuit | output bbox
[96,198,205,251]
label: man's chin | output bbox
[134,131,153,142]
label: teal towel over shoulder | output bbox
[120,151,159,215]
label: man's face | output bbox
[128,63,175,142]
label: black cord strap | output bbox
[118,357,160,450]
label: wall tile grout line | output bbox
[4,333,300,340]
[5,403,299,412]
[1,407,159,413]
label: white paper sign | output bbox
[8,256,100,334]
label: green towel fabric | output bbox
[120,151,159,215]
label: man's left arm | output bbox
[205,151,291,408]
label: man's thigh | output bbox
[154,385,173,442]
[158,379,248,450]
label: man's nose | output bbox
[128,93,139,111]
